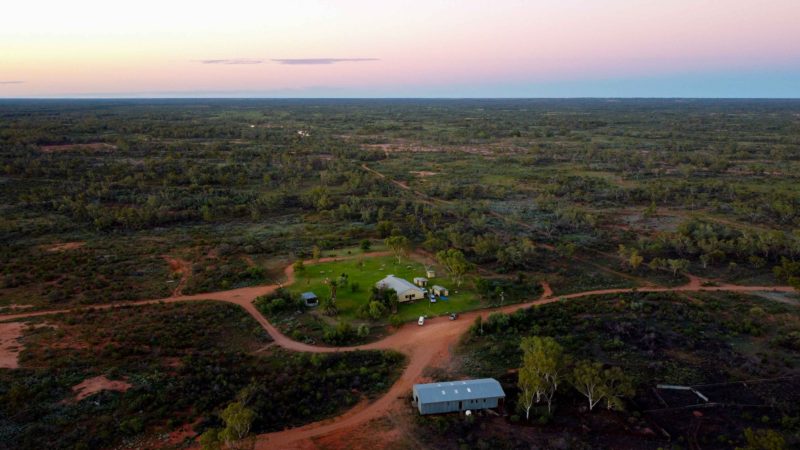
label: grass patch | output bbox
[292,255,480,323]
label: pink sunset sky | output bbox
[1,0,799,97]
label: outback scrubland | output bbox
[1,99,800,449]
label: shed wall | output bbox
[415,396,501,415]
[398,288,425,302]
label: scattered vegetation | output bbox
[455,291,800,448]
[0,302,405,449]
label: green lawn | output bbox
[318,241,387,258]
[291,255,481,322]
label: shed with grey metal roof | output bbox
[412,378,505,415]
[375,275,425,302]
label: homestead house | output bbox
[375,275,425,302]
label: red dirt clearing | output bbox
[45,241,85,252]
[71,375,132,401]
[0,251,796,447]
[163,256,191,297]
[0,322,25,369]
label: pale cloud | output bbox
[271,58,379,65]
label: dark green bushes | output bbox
[0,302,405,449]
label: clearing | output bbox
[291,254,480,322]
[1,251,797,449]
[0,322,25,369]
[71,375,132,401]
[44,241,85,252]
[39,142,117,153]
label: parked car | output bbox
[449,313,458,320]
[429,294,437,303]
[418,316,425,326]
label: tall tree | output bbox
[572,361,634,412]
[219,402,255,446]
[328,279,338,301]
[517,360,544,420]
[312,245,321,262]
[572,360,605,411]
[667,258,690,277]
[436,248,473,287]
[629,250,644,270]
[600,366,635,411]
[518,336,567,416]
[385,235,410,263]
[199,401,256,450]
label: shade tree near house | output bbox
[385,235,411,263]
[436,248,473,287]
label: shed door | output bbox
[459,401,463,410]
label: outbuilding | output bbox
[413,277,428,287]
[432,285,449,297]
[413,378,505,415]
[301,292,319,307]
[375,275,425,302]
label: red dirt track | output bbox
[0,251,796,448]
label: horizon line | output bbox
[1,96,800,101]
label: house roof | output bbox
[432,285,447,290]
[414,378,505,404]
[375,275,422,294]
[301,292,318,300]
[413,277,428,281]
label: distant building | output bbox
[413,277,428,287]
[375,275,425,302]
[426,269,436,278]
[432,285,449,297]
[301,292,319,307]
[413,379,505,415]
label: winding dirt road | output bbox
[0,252,796,449]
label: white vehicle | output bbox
[418,316,425,326]
[429,294,437,303]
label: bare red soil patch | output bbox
[0,322,25,369]
[409,170,439,177]
[163,256,191,296]
[242,255,256,267]
[161,419,201,447]
[39,142,117,153]
[45,241,85,252]
[309,416,414,450]
[71,375,132,401]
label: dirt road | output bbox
[361,163,662,289]
[163,256,191,297]
[0,252,795,448]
